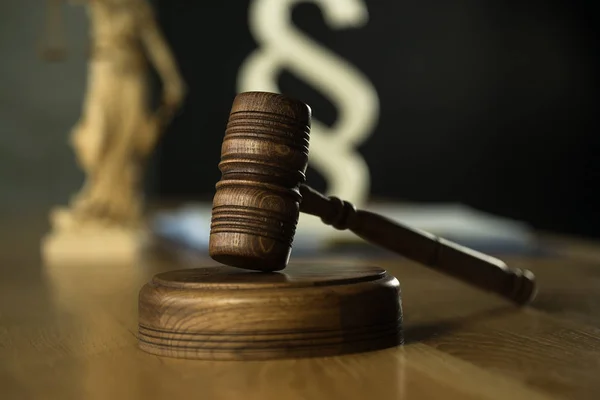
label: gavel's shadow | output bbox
[401,306,522,345]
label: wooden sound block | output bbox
[138,263,403,361]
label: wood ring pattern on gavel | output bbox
[209,92,311,271]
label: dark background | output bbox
[148,0,599,237]
[0,1,597,238]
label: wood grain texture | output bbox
[137,264,402,360]
[299,184,536,305]
[209,91,311,271]
[3,214,600,399]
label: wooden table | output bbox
[2,213,600,400]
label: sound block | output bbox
[138,263,403,360]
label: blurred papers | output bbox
[151,202,540,256]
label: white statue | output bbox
[41,0,185,261]
[42,0,185,232]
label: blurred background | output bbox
[1,0,598,247]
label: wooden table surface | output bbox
[2,214,600,400]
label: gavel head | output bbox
[209,92,312,272]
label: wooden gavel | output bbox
[209,91,536,305]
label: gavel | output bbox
[209,91,536,305]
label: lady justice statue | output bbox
[41,0,185,261]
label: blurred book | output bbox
[151,202,544,257]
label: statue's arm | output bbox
[137,1,186,113]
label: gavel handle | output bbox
[299,184,536,305]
